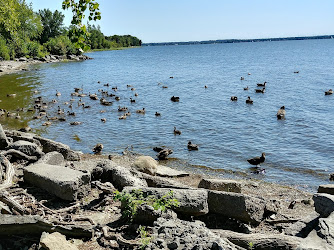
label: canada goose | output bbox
[188,141,199,150]
[247,152,265,167]
[174,127,181,135]
[130,98,136,103]
[93,143,104,154]
[277,106,286,119]
[112,86,118,91]
[42,121,52,126]
[58,117,66,121]
[15,113,21,119]
[257,82,266,87]
[115,96,120,101]
[255,88,265,93]
[131,87,136,91]
[118,106,128,112]
[157,148,173,160]
[127,84,132,88]
[104,83,109,87]
[83,105,91,108]
[155,112,161,116]
[240,77,244,80]
[97,81,101,83]
[171,96,180,102]
[119,115,127,120]
[18,126,32,132]
[100,110,106,113]
[136,108,145,114]
[325,89,333,95]
[7,94,16,97]
[162,85,168,88]
[125,112,131,116]
[70,121,82,125]
[204,85,208,89]
[90,93,98,100]
[135,93,138,97]
[244,86,249,90]
[230,96,238,101]
[56,90,61,96]
[246,96,253,104]
[7,112,16,117]
[248,73,251,75]
[46,116,58,121]
[101,118,106,123]
[74,87,82,93]
[67,111,76,116]
[170,76,174,79]
[294,71,299,74]
[71,92,79,96]
[78,93,87,97]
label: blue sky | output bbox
[29,0,334,43]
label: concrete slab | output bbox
[156,165,189,177]
[24,163,90,201]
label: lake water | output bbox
[1,39,334,191]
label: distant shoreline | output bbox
[143,34,334,46]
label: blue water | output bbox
[2,39,334,191]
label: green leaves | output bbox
[62,0,101,50]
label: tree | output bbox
[39,9,65,44]
[62,0,101,50]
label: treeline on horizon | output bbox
[144,35,334,46]
[0,0,141,60]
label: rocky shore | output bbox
[0,55,92,76]
[0,126,333,249]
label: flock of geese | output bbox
[1,70,333,174]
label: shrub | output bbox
[0,36,10,60]
[113,189,179,222]
[44,35,79,55]
[26,40,47,58]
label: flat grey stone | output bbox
[7,140,43,158]
[208,190,265,224]
[156,165,189,177]
[37,151,64,165]
[24,163,90,201]
[313,193,334,217]
[123,187,209,216]
[39,232,78,250]
[198,178,242,193]
[318,184,334,196]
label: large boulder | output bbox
[24,163,90,201]
[318,184,334,195]
[37,151,64,165]
[198,178,242,193]
[0,124,9,149]
[313,193,334,217]
[123,187,209,216]
[39,232,78,250]
[208,190,265,224]
[133,156,158,176]
[7,140,44,158]
[317,212,334,246]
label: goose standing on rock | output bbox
[188,141,199,150]
[277,106,286,120]
[247,152,265,167]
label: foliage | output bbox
[39,9,65,44]
[106,34,142,47]
[137,225,151,249]
[248,242,254,250]
[0,36,10,60]
[113,189,179,222]
[62,0,101,50]
[44,35,77,55]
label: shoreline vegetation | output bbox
[0,127,333,249]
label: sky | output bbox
[29,0,334,43]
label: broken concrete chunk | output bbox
[156,165,189,177]
[37,151,64,165]
[318,184,334,196]
[133,156,158,176]
[7,140,44,158]
[24,163,90,201]
[208,190,265,224]
[39,232,78,250]
[198,178,242,193]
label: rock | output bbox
[299,229,332,250]
[18,57,27,62]
[0,215,92,238]
[123,187,209,216]
[24,163,91,201]
[213,229,302,250]
[313,193,334,217]
[49,55,57,61]
[138,172,191,189]
[7,140,44,158]
[318,184,334,195]
[0,202,11,214]
[133,204,177,225]
[37,151,64,165]
[147,218,238,250]
[0,124,9,149]
[100,163,147,190]
[39,232,78,250]
[155,165,189,177]
[33,135,81,161]
[133,156,157,176]
[198,178,242,193]
[284,211,320,237]
[317,212,334,246]
[208,190,265,224]
[2,149,38,163]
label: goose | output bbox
[277,106,286,120]
[125,112,131,116]
[100,110,106,113]
[170,76,174,79]
[78,93,87,97]
[135,93,139,97]
[56,90,61,96]
[162,85,168,88]
[7,112,16,117]
[173,127,181,135]
[115,96,120,101]
[230,96,238,101]
[204,85,208,89]
[130,98,136,103]
[15,113,21,119]
[58,117,66,122]
[244,86,249,90]
[155,112,161,116]
[112,86,118,91]
[119,115,127,120]
[90,93,98,100]
[171,96,180,102]
[255,87,265,93]
[71,92,79,96]
[257,82,266,87]
[104,83,110,87]
[131,87,136,91]
[46,116,58,121]
[18,126,32,132]
[93,143,103,154]
[325,89,333,95]
[247,152,265,167]
[7,94,16,97]
[67,111,76,116]
[118,106,128,112]
[136,108,145,114]
[70,121,82,125]
[240,77,244,80]
[157,148,173,160]
[74,87,82,93]
[246,96,253,104]
[294,71,299,74]
[42,121,52,126]
[188,141,199,150]
[127,84,132,88]
[101,118,106,123]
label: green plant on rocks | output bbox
[113,189,179,222]
[137,225,151,249]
